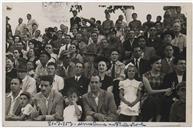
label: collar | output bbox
[8,91,22,101]
[22,75,28,82]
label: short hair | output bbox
[75,61,84,69]
[47,62,57,68]
[67,88,79,97]
[40,75,54,85]
[132,13,137,17]
[147,14,152,17]
[163,44,174,51]
[173,56,186,65]
[90,72,101,82]
[11,77,23,84]
[32,23,38,27]
[20,91,31,100]
[110,49,120,54]
[149,55,161,65]
[132,44,142,52]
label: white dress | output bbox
[63,105,82,122]
[119,79,141,116]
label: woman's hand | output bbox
[164,88,173,96]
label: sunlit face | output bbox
[14,37,20,43]
[127,66,136,79]
[17,71,27,80]
[39,54,49,65]
[6,59,14,71]
[27,61,34,71]
[68,92,78,104]
[45,44,53,54]
[133,47,142,58]
[163,34,172,44]
[164,45,174,58]
[173,23,181,32]
[111,51,119,62]
[40,81,52,97]
[28,48,35,57]
[75,63,83,75]
[128,31,135,39]
[20,95,29,107]
[13,50,20,59]
[138,37,146,48]
[10,78,21,93]
[90,76,101,94]
[152,59,162,71]
[101,39,108,48]
[98,61,108,73]
[28,42,35,49]
[47,65,56,75]
[69,44,77,53]
[176,60,186,73]
[91,33,98,42]
[65,36,71,44]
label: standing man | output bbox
[129,13,142,31]
[82,74,117,121]
[15,18,26,36]
[32,75,64,121]
[70,10,81,31]
[26,13,38,35]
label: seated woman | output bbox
[94,56,113,92]
[140,56,172,122]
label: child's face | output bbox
[177,87,186,102]
[20,95,29,107]
[127,67,135,79]
[68,92,78,104]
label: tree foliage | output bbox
[99,5,134,14]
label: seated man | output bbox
[82,74,117,121]
[31,75,64,121]
[6,77,23,120]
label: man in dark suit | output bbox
[161,56,186,122]
[70,10,81,31]
[125,45,151,80]
[61,62,89,97]
[82,74,117,121]
[122,30,138,62]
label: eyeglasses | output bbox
[45,47,52,49]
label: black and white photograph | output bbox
[2,1,192,127]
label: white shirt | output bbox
[8,91,22,116]
[75,75,81,81]
[63,105,82,121]
[22,75,37,96]
[52,75,64,91]
[177,75,183,83]
[21,103,33,116]
[58,44,71,58]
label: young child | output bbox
[9,92,34,120]
[63,89,82,122]
[169,82,186,122]
[118,63,142,121]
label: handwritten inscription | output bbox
[48,121,146,127]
